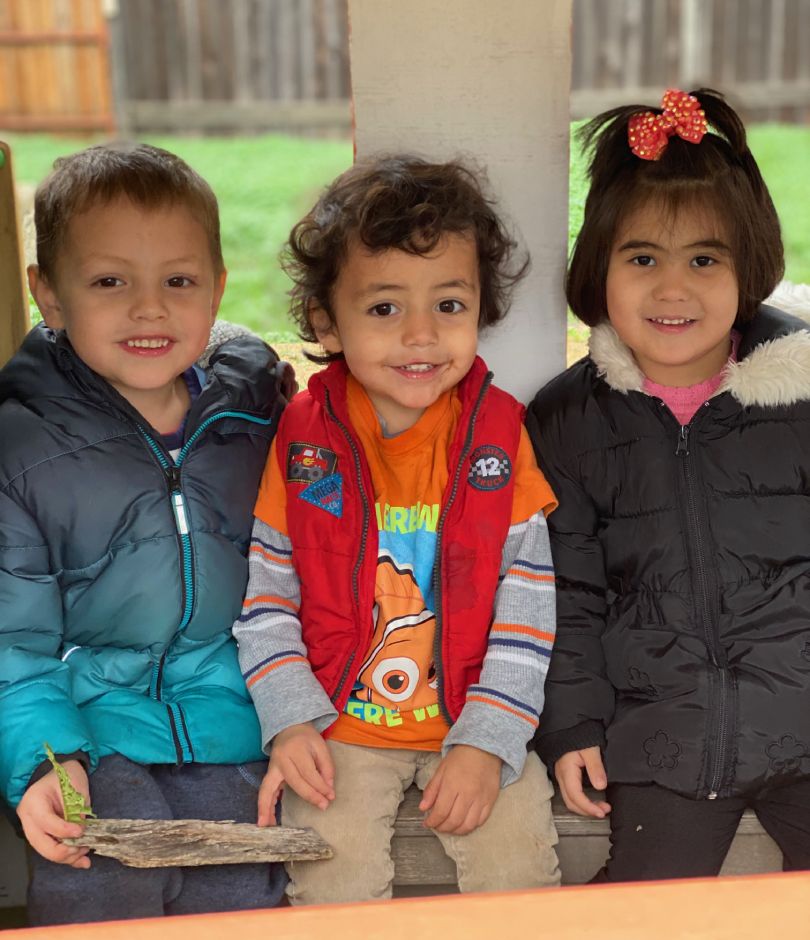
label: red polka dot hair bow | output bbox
[627,89,708,161]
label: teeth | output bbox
[651,318,692,325]
[399,363,434,372]
[127,338,170,348]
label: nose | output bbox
[401,308,438,347]
[131,284,168,321]
[652,264,690,303]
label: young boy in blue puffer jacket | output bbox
[0,143,289,924]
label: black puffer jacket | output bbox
[527,307,810,799]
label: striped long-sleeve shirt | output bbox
[235,507,556,786]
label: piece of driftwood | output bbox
[63,818,332,868]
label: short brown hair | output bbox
[34,142,224,281]
[567,88,784,327]
[282,155,528,357]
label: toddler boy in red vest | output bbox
[234,156,561,902]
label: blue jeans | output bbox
[27,755,286,925]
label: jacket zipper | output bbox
[674,417,733,798]
[138,410,273,760]
[432,373,493,723]
[323,389,367,704]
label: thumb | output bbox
[582,749,607,790]
[418,764,443,811]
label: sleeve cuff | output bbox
[249,663,338,751]
[534,719,606,775]
[26,751,90,790]
[443,700,533,787]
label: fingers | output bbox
[424,790,494,835]
[21,814,90,867]
[257,768,283,826]
[312,739,336,791]
[556,752,611,818]
[281,754,334,810]
[582,748,608,791]
[269,727,337,812]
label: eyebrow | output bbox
[81,253,205,266]
[616,239,732,253]
[358,278,477,297]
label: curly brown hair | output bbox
[567,88,784,327]
[282,155,529,359]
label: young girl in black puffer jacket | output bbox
[528,87,810,881]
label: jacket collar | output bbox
[588,305,810,407]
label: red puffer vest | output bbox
[275,357,523,722]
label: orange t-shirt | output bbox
[255,376,556,750]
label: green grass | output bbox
[5,133,353,337]
[5,124,810,340]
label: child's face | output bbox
[606,201,739,386]
[30,196,224,413]
[316,233,480,434]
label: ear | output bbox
[27,265,65,329]
[210,269,227,322]
[309,300,343,354]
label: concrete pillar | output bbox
[348,0,572,402]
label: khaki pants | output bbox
[281,741,560,904]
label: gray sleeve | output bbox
[233,517,337,751]
[442,510,556,786]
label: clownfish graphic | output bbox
[354,553,438,711]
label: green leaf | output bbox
[43,743,96,824]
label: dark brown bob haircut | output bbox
[567,88,784,327]
[282,154,529,359]
[34,142,224,282]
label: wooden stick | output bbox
[64,818,332,868]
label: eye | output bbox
[371,657,419,703]
[630,255,655,267]
[427,663,437,690]
[166,275,194,288]
[93,276,124,288]
[369,302,399,317]
[691,255,716,268]
[436,299,465,314]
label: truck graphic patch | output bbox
[286,442,337,484]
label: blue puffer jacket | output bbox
[0,324,284,806]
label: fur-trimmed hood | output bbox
[588,305,810,408]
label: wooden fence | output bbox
[111,0,351,134]
[0,0,114,132]
[1,0,809,135]
[570,0,810,122]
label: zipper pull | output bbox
[165,466,182,492]
[676,425,689,457]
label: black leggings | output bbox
[592,778,810,882]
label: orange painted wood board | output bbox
[8,871,810,940]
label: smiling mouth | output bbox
[125,338,172,348]
[394,362,441,373]
[648,318,695,326]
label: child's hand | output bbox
[257,722,335,825]
[419,745,501,835]
[555,747,612,818]
[16,762,92,868]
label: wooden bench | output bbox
[0,783,784,912]
[0,141,29,367]
[390,785,783,890]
